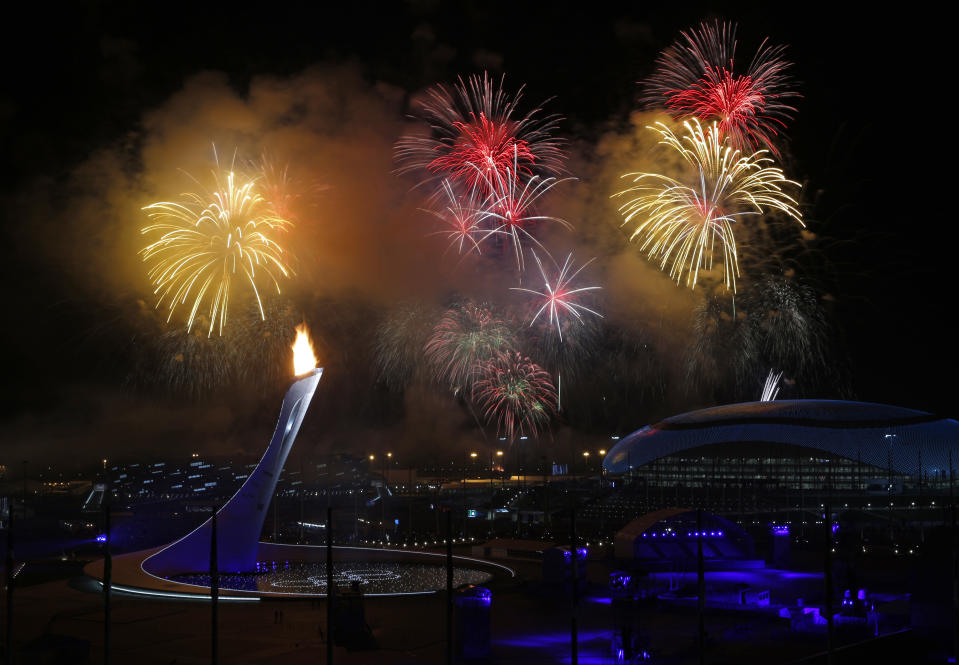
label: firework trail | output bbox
[685,293,758,400]
[140,166,294,336]
[760,368,783,401]
[686,276,832,401]
[374,302,438,390]
[394,72,566,195]
[229,298,301,387]
[519,311,601,383]
[129,298,300,399]
[472,350,557,442]
[511,252,602,341]
[151,327,237,399]
[749,276,829,382]
[424,302,515,394]
[615,119,802,292]
[641,20,799,154]
[517,309,601,414]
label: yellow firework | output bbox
[140,170,293,336]
[615,119,802,291]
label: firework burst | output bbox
[615,119,802,292]
[394,72,566,195]
[472,351,557,442]
[477,149,574,271]
[424,179,493,256]
[641,20,798,154]
[424,302,515,394]
[141,168,294,336]
[511,252,602,340]
[256,153,328,222]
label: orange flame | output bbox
[292,324,317,376]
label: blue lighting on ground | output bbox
[586,596,612,605]
[562,547,588,562]
[463,586,491,605]
[609,571,631,590]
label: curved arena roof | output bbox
[602,400,959,477]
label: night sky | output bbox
[0,2,952,466]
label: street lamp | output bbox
[583,451,590,473]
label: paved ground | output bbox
[4,555,904,664]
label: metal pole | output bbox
[103,501,112,665]
[327,506,334,664]
[489,452,494,538]
[697,508,705,665]
[446,509,453,665]
[544,464,550,533]
[824,501,834,665]
[5,497,13,665]
[409,466,414,543]
[570,506,578,665]
[210,506,218,665]
[951,450,958,665]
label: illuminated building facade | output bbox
[603,400,959,493]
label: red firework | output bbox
[427,113,535,193]
[395,72,566,195]
[472,351,557,442]
[641,20,798,154]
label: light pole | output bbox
[583,451,590,475]
[464,452,476,538]
[371,454,388,541]
[488,450,502,537]
[386,452,393,538]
